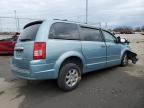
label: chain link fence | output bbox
[0,17,41,32]
[0,17,110,33]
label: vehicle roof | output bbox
[23,19,110,32]
[53,19,101,29]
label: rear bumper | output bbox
[10,60,57,80]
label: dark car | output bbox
[0,33,19,54]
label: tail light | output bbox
[33,42,46,60]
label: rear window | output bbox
[19,24,40,41]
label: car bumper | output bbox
[0,51,13,55]
[10,61,57,80]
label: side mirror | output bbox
[120,38,130,44]
[120,38,126,43]
[116,37,129,44]
[116,36,121,43]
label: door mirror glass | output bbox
[116,36,129,44]
[120,38,126,43]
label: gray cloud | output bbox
[0,0,144,28]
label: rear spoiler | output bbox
[23,20,43,29]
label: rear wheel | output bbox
[57,63,81,91]
[121,53,129,66]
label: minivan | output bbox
[11,19,138,91]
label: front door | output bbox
[102,30,121,67]
[80,26,107,72]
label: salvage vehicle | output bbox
[0,33,19,54]
[10,19,138,91]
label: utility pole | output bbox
[17,17,20,32]
[86,0,88,24]
[14,10,18,32]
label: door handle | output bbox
[107,45,111,48]
[14,47,24,51]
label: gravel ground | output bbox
[0,34,144,108]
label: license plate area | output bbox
[15,51,23,58]
[14,47,24,59]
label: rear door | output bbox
[80,26,107,72]
[102,30,121,66]
[13,22,42,69]
[48,22,82,64]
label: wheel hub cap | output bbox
[65,69,79,87]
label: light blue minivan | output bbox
[11,19,138,91]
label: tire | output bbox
[121,53,129,66]
[57,63,81,91]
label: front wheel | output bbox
[57,63,81,91]
[121,53,129,66]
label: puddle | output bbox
[0,91,5,95]
[0,77,5,82]
[124,70,144,78]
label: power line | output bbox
[0,16,42,20]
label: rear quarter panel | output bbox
[45,39,86,78]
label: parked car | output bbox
[10,20,138,91]
[0,33,19,54]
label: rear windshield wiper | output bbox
[19,38,32,41]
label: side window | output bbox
[49,22,79,40]
[102,31,116,43]
[80,27,102,41]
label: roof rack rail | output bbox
[53,19,68,21]
[53,18,82,24]
[53,19,101,29]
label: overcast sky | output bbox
[0,0,144,29]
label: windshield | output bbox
[19,24,40,41]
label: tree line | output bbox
[113,26,144,34]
